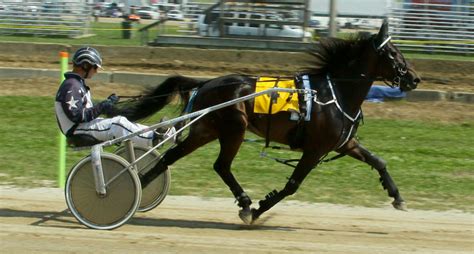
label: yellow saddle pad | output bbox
[254,77,300,114]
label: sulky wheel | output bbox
[115,146,171,212]
[65,153,141,230]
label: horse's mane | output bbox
[305,34,373,76]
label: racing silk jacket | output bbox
[55,72,105,136]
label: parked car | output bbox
[41,2,61,14]
[95,2,111,11]
[103,8,123,18]
[137,6,161,20]
[166,10,184,21]
[345,19,378,29]
[25,5,38,13]
[98,3,123,18]
[308,19,320,28]
[197,11,311,39]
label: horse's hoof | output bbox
[392,200,408,211]
[251,208,260,222]
[239,208,253,225]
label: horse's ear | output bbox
[375,19,389,45]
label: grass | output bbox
[0,21,472,61]
[0,95,473,212]
[403,52,474,61]
[0,21,162,46]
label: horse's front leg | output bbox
[339,138,407,211]
[251,153,320,223]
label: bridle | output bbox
[373,35,409,88]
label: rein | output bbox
[117,80,248,105]
[115,87,196,104]
[116,95,143,102]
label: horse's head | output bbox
[372,20,421,91]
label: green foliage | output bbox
[0,96,473,212]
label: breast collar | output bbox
[302,74,362,149]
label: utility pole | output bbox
[124,0,130,15]
[328,0,337,37]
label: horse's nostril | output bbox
[414,78,421,84]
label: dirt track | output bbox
[1,187,472,253]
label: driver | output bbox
[55,46,175,147]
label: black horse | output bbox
[115,20,420,224]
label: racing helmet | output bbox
[72,47,103,69]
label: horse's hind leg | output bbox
[251,152,321,222]
[214,114,253,224]
[339,138,407,211]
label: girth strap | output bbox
[294,74,313,122]
[264,77,280,148]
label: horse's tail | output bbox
[114,75,202,121]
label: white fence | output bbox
[389,1,473,55]
[0,0,91,38]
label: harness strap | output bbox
[321,152,347,163]
[184,88,199,113]
[376,36,392,51]
[294,74,314,122]
[260,144,357,172]
[315,75,362,149]
[264,77,280,148]
[301,75,313,121]
[260,151,300,168]
[324,75,361,123]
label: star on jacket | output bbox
[66,96,78,110]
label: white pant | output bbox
[73,116,154,148]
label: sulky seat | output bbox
[67,134,102,148]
